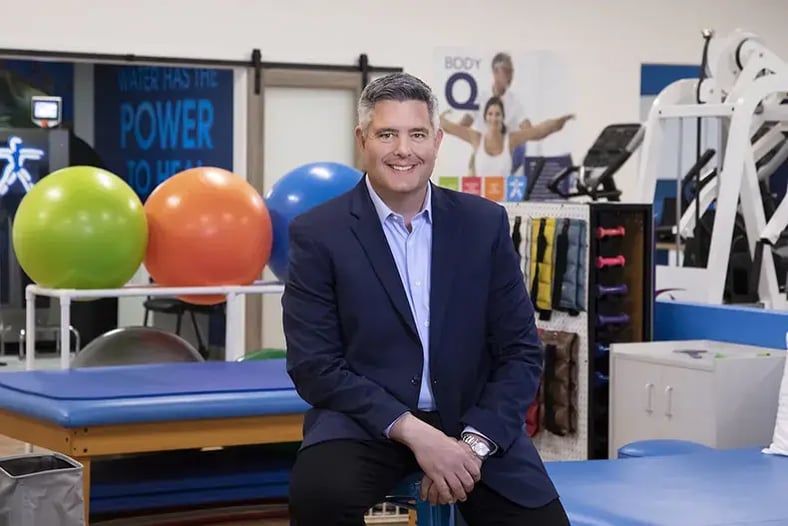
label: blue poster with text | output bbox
[93,65,233,201]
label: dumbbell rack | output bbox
[587,202,653,459]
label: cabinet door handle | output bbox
[644,383,654,413]
[664,385,673,417]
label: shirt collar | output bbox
[364,174,432,224]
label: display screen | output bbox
[32,100,60,120]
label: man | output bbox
[282,72,569,525]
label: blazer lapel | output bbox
[349,181,419,341]
[428,184,460,354]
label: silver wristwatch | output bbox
[462,433,492,460]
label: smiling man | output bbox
[282,72,568,526]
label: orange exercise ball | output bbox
[143,166,272,305]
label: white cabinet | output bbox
[608,339,785,458]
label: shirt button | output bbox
[415,281,421,287]
[424,321,430,327]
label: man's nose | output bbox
[394,136,411,155]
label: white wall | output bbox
[5,0,788,202]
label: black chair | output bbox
[142,296,222,358]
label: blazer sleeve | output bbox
[460,205,544,453]
[282,217,411,438]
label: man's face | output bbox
[493,64,513,93]
[355,99,443,196]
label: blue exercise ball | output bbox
[265,162,363,281]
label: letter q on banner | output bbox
[441,54,482,112]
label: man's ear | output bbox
[354,126,365,149]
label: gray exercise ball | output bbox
[70,326,204,368]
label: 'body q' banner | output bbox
[433,48,577,202]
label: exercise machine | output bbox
[636,28,788,309]
[663,133,788,304]
[526,123,644,201]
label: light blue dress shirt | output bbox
[364,177,496,451]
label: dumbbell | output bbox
[596,255,626,269]
[596,225,626,239]
[598,313,630,327]
[597,283,628,297]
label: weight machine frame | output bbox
[636,29,788,309]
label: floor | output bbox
[0,432,25,456]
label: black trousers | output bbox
[288,413,569,526]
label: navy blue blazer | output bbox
[282,179,559,508]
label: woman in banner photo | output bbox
[440,96,574,178]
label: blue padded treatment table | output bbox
[0,359,309,522]
[0,359,308,426]
[546,447,788,526]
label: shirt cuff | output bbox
[462,426,499,454]
[384,411,411,438]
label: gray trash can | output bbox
[0,452,85,526]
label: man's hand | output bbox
[389,414,481,504]
[420,440,483,504]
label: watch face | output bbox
[472,441,489,456]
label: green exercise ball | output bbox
[12,165,148,289]
[240,348,287,361]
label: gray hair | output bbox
[357,72,439,136]
[491,52,513,69]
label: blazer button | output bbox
[410,376,419,386]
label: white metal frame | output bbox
[23,281,284,370]
[636,29,788,309]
